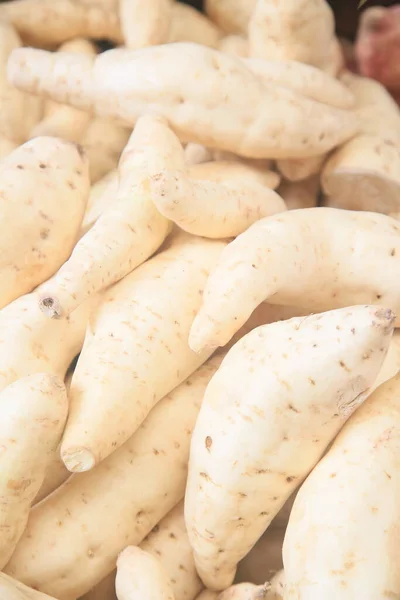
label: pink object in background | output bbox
[355,5,400,103]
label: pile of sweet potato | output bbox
[0,1,399,599]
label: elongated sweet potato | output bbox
[185,306,394,590]
[8,44,358,160]
[80,168,119,236]
[277,176,320,210]
[80,118,130,183]
[283,371,400,599]
[60,235,225,472]
[204,0,255,34]
[5,355,224,600]
[0,374,68,567]
[276,155,326,182]
[168,3,222,48]
[0,136,89,309]
[38,115,178,319]
[189,208,400,352]
[150,163,286,238]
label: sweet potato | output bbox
[0,573,57,600]
[38,115,178,319]
[243,58,354,110]
[248,0,335,72]
[0,373,68,567]
[8,44,358,160]
[168,3,222,48]
[189,208,400,352]
[277,176,320,210]
[0,0,121,47]
[5,355,224,600]
[80,118,131,183]
[283,371,400,599]
[267,571,284,600]
[185,306,394,589]
[322,72,400,213]
[120,0,172,49]
[116,547,175,600]
[150,163,286,238]
[30,38,96,142]
[60,235,225,472]
[0,136,89,310]
[141,502,203,600]
[0,284,93,393]
[204,0,255,34]
[371,330,400,393]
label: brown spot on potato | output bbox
[391,248,396,256]
[308,378,316,386]
[286,476,296,483]
[330,473,337,478]
[288,403,299,413]
[205,436,212,451]
[39,163,47,169]
[40,228,49,240]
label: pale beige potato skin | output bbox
[38,115,179,319]
[218,35,248,58]
[189,161,280,189]
[0,137,89,310]
[283,372,400,599]
[371,330,400,393]
[184,144,213,167]
[150,164,286,238]
[185,306,394,590]
[7,44,358,160]
[141,502,203,600]
[277,176,319,210]
[0,373,68,568]
[267,571,284,600]
[30,38,96,142]
[5,355,224,600]
[194,592,218,600]
[189,208,400,353]
[248,0,335,73]
[116,547,175,600]
[0,287,93,394]
[204,0,255,34]
[0,0,121,46]
[322,73,400,213]
[120,0,172,49]
[81,119,130,183]
[243,59,354,110]
[60,235,225,472]
[0,572,58,600]
[168,3,222,48]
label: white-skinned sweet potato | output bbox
[168,3,222,48]
[5,355,224,600]
[189,208,400,353]
[80,118,131,183]
[0,373,68,567]
[277,176,320,210]
[283,371,400,599]
[218,35,248,58]
[0,136,89,310]
[7,44,358,160]
[60,235,225,472]
[204,0,255,34]
[0,573,58,600]
[185,306,394,589]
[150,163,286,238]
[38,115,178,319]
